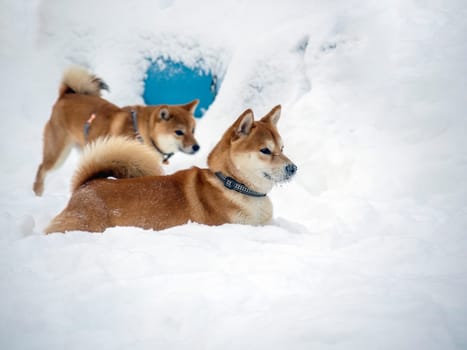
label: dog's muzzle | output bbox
[285,163,297,179]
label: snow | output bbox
[1,0,467,349]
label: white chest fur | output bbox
[228,194,273,225]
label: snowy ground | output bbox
[1,0,467,349]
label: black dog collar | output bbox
[131,110,174,164]
[215,172,266,197]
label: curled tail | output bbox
[71,137,163,192]
[58,66,109,98]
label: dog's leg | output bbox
[45,192,109,233]
[33,120,71,196]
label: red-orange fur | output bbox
[45,106,297,233]
[33,66,199,196]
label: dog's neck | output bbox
[130,109,173,164]
[214,171,266,197]
[150,138,174,164]
[207,138,272,195]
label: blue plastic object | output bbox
[143,58,218,118]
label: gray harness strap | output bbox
[83,113,97,141]
[131,110,144,143]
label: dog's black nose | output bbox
[285,163,297,177]
[192,144,200,153]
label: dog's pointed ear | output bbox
[261,105,281,126]
[159,106,170,120]
[182,99,199,114]
[234,109,254,136]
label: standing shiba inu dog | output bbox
[33,66,200,196]
[45,105,297,233]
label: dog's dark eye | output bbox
[260,148,271,155]
[192,128,195,134]
[175,130,184,136]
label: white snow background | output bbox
[1,0,467,349]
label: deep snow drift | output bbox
[1,0,467,349]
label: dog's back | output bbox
[52,67,123,145]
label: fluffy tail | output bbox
[71,137,163,192]
[58,66,109,98]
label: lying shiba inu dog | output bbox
[45,105,297,233]
[33,66,200,196]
